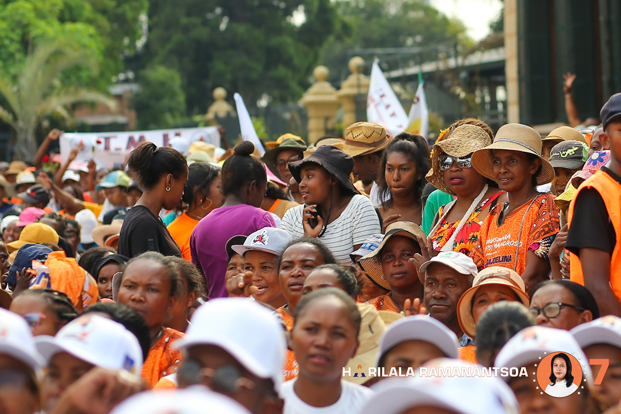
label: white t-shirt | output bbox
[281,194,381,263]
[544,381,578,397]
[281,379,373,414]
[369,182,388,207]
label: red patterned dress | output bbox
[429,192,504,269]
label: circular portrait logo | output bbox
[536,352,583,398]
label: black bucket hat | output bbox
[289,145,359,195]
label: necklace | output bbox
[388,292,403,312]
[186,211,203,221]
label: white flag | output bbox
[234,92,265,155]
[406,81,429,139]
[367,60,409,137]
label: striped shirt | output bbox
[281,195,381,263]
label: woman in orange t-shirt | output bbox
[117,252,185,387]
[168,162,225,261]
[472,124,560,293]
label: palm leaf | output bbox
[37,88,118,120]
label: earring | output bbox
[166,186,171,192]
[381,274,386,280]
[200,198,213,211]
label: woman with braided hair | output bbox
[10,289,78,336]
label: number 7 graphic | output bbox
[590,359,609,385]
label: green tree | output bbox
[132,65,186,130]
[321,0,469,79]
[0,0,148,89]
[134,0,343,114]
[0,40,117,160]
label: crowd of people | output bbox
[0,90,620,414]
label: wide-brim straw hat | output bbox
[457,266,530,338]
[289,145,359,196]
[303,138,345,158]
[358,221,426,291]
[427,124,493,195]
[542,125,587,145]
[92,219,124,248]
[471,123,555,185]
[341,122,391,158]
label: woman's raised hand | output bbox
[225,270,257,298]
[302,204,324,238]
[402,298,428,316]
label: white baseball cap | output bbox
[169,137,190,155]
[174,298,287,393]
[62,170,82,184]
[35,314,143,377]
[350,234,384,261]
[15,171,36,186]
[362,359,519,414]
[419,251,478,279]
[232,227,291,257]
[75,209,98,244]
[0,308,44,371]
[110,387,250,414]
[571,315,621,349]
[495,325,592,384]
[0,215,19,233]
[376,315,459,365]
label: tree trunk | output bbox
[15,124,37,163]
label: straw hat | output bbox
[343,303,386,385]
[457,266,530,338]
[471,123,555,185]
[358,221,426,291]
[92,218,124,248]
[542,125,587,145]
[427,125,493,195]
[341,122,391,158]
[303,138,345,158]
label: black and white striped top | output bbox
[281,195,381,264]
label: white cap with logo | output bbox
[419,251,478,278]
[35,314,143,377]
[111,387,250,414]
[376,315,459,364]
[362,359,519,414]
[571,315,621,349]
[174,298,287,393]
[0,308,44,371]
[232,227,291,257]
[495,325,593,384]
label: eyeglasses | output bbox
[438,155,473,170]
[276,155,302,170]
[529,302,585,319]
[22,313,48,329]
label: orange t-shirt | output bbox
[141,328,184,388]
[276,307,298,382]
[474,194,560,275]
[30,251,99,311]
[459,345,477,364]
[167,213,199,261]
[366,295,401,313]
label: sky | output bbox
[430,0,503,41]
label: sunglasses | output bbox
[22,313,49,329]
[438,155,473,170]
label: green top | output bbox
[422,189,453,235]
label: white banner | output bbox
[406,82,429,139]
[367,60,409,137]
[60,127,221,170]
[234,92,265,156]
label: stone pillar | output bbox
[300,66,340,143]
[504,0,519,123]
[337,57,370,128]
[204,87,236,125]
